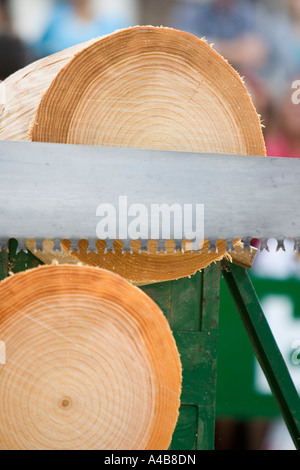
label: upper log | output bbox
[0,26,266,283]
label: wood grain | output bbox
[0,265,182,450]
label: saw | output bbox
[0,140,299,252]
[0,26,294,284]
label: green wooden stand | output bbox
[0,240,300,450]
[143,263,220,450]
[221,261,300,450]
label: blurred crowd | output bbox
[169,0,300,159]
[0,0,300,157]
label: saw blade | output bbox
[0,141,299,253]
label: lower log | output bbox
[0,265,182,450]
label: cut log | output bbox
[25,238,257,285]
[0,26,266,283]
[0,265,182,450]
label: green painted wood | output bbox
[196,264,220,450]
[170,272,203,331]
[197,405,218,451]
[173,331,218,406]
[202,263,220,331]
[8,239,43,274]
[143,264,221,450]
[142,280,173,323]
[170,406,198,450]
[0,249,8,281]
[221,260,300,450]
[0,240,42,282]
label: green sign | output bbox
[216,275,300,419]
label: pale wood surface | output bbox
[0,39,97,141]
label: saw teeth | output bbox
[226,239,236,252]
[156,239,165,253]
[69,239,81,252]
[166,240,177,254]
[0,239,8,250]
[50,238,61,251]
[139,240,151,252]
[30,239,42,251]
[176,239,185,252]
[104,239,114,253]
[276,239,286,252]
[122,239,132,253]
[288,239,296,252]
[125,241,133,254]
[88,240,96,253]
[157,240,166,253]
[189,240,202,253]
[85,239,96,253]
[259,239,270,252]
[208,240,217,252]
[35,238,49,251]
[147,240,159,254]
[15,238,27,252]
[3,238,25,254]
[3,237,300,257]
[241,237,253,251]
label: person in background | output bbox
[170,0,268,73]
[243,72,274,137]
[287,0,300,71]
[0,0,32,79]
[265,85,300,159]
[34,0,129,57]
[170,0,296,102]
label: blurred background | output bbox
[1,0,300,450]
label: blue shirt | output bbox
[171,1,256,41]
[35,1,129,57]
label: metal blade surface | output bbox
[0,141,299,251]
